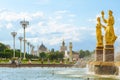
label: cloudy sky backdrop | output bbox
[0,0,120,52]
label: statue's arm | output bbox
[101,11,107,23]
[102,25,106,30]
[102,16,107,23]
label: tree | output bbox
[57,52,64,60]
[51,48,55,53]
[39,52,46,59]
[0,43,8,52]
[79,50,85,58]
[48,51,64,61]
[0,42,39,59]
[48,53,57,60]
[85,50,91,56]
[79,49,92,58]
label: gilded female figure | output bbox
[96,17,103,46]
[101,10,117,45]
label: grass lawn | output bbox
[0,59,75,64]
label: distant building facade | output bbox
[60,40,67,52]
[38,43,49,53]
[72,51,79,61]
[59,40,79,61]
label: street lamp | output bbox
[30,44,33,55]
[23,39,27,56]
[20,20,29,59]
[18,36,23,58]
[27,42,30,54]
[69,42,73,62]
[11,31,17,58]
[32,46,35,56]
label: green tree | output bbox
[79,49,85,58]
[57,52,64,60]
[0,43,9,52]
[48,51,64,61]
[39,52,47,59]
[79,49,93,58]
[51,48,55,53]
[85,50,90,56]
[48,53,57,60]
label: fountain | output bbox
[1,67,119,80]
[1,10,120,80]
[73,59,86,68]
[88,10,120,76]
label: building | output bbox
[38,43,48,53]
[59,41,79,61]
[68,51,79,61]
[60,40,67,52]
[72,51,79,61]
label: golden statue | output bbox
[101,10,117,45]
[96,17,103,46]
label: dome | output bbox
[39,43,47,52]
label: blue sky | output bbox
[0,0,120,52]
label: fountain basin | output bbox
[89,61,119,75]
[0,67,119,80]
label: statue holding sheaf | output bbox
[101,10,117,45]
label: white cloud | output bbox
[55,16,63,20]
[34,0,51,5]
[68,14,76,17]
[88,18,96,23]
[0,8,7,12]
[88,14,101,24]
[0,9,95,50]
[0,9,44,22]
[68,19,74,22]
[6,23,13,29]
[55,10,68,15]
[27,37,39,44]
[48,37,63,45]
[0,9,45,31]
[25,22,86,46]
[0,11,18,21]
[32,12,44,18]
[22,17,82,46]
[38,22,44,26]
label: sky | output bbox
[0,0,120,52]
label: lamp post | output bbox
[69,42,73,62]
[30,44,33,55]
[24,39,27,56]
[32,46,35,56]
[18,36,23,58]
[20,20,29,59]
[11,32,17,58]
[27,42,30,54]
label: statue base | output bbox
[103,45,114,61]
[95,46,103,61]
[94,62,118,75]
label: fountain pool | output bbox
[0,67,119,80]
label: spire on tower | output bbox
[62,39,65,46]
